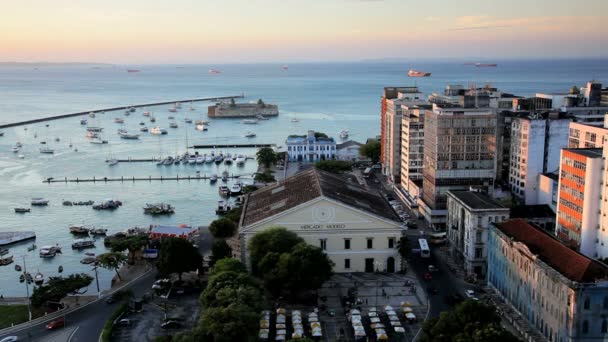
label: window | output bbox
[584,297,590,310]
[344,239,351,250]
[344,259,351,269]
[320,239,327,251]
[603,320,608,333]
[367,238,374,249]
[583,320,589,334]
[604,297,608,309]
[388,237,395,249]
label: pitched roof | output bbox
[241,169,399,227]
[495,219,608,283]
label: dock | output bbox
[0,231,36,246]
[191,143,275,149]
[43,174,253,183]
[0,95,244,129]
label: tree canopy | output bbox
[314,132,328,139]
[200,303,261,342]
[209,218,238,239]
[421,300,518,342]
[360,139,381,163]
[248,227,304,270]
[224,207,243,225]
[97,252,127,281]
[31,273,93,307]
[315,160,352,174]
[157,237,203,280]
[210,258,248,276]
[256,147,277,168]
[110,235,149,264]
[210,240,233,266]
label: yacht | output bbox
[39,245,62,259]
[224,153,233,165]
[188,156,197,164]
[169,122,178,128]
[196,156,204,164]
[150,127,164,135]
[215,200,232,214]
[140,126,148,132]
[209,174,218,183]
[235,155,246,165]
[218,185,230,197]
[221,170,229,182]
[31,198,49,206]
[204,154,214,163]
[244,132,256,138]
[195,124,206,131]
[230,182,242,196]
[214,154,224,164]
[241,119,259,124]
[114,118,124,124]
[71,240,95,250]
[39,147,54,154]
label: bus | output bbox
[419,238,430,258]
[429,232,447,245]
[363,167,372,178]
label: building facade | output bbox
[488,219,608,342]
[446,191,510,278]
[568,122,608,148]
[336,140,364,161]
[420,105,497,229]
[286,130,336,162]
[400,104,428,196]
[237,169,405,273]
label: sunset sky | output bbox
[2,0,607,64]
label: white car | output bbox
[152,279,170,289]
[465,290,479,301]
[0,337,18,342]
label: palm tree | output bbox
[256,147,277,169]
[97,252,127,281]
[110,235,149,265]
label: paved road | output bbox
[2,227,213,342]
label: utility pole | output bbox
[22,255,32,321]
[92,262,100,297]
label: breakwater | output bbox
[0,95,244,129]
[42,174,253,183]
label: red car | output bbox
[46,318,65,330]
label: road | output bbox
[2,227,214,342]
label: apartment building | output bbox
[400,104,429,197]
[568,122,608,148]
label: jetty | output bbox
[0,231,36,246]
[43,174,253,184]
[0,95,244,129]
[191,143,275,149]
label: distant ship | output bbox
[475,63,498,67]
[408,69,431,77]
[209,69,221,74]
[127,69,140,73]
[281,65,289,71]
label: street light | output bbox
[19,255,32,321]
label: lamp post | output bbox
[373,260,384,307]
[91,262,101,298]
[21,255,32,321]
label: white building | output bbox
[446,191,510,278]
[236,169,405,273]
[286,130,336,163]
[537,173,559,213]
[400,104,429,196]
[336,140,364,161]
[509,114,570,205]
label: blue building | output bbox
[488,219,608,342]
[286,130,336,162]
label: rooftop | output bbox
[563,148,603,158]
[510,204,555,219]
[241,168,399,227]
[495,219,608,283]
[447,191,507,210]
[337,140,362,149]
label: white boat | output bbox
[195,124,207,131]
[31,198,49,206]
[196,156,204,164]
[256,115,269,120]
[230,182,242,195]
[241,119,259,124]
[140,126,148,132]
[18,154,25,159]
[168,107,177,113]
[11,146,20,153]
[39,147,54,154]
[215,200,232,214]
[204,155,214,163]
[244,132,256,138]
[34,271,44,284]
[235,155,246,165]
[90,138,107,144]
[290,117,299,122]
[339,129,349,139]
[188,156,197,164]
[39,245,62,259]
[114,118,124,124]
[209,174,218,182]
[119,132,140,139]
[150,127,164,135]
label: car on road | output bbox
[465,290,479,301]
[0,336,18,342]
[428,265,438,272]
[161,320,182,329]
[152,278,170,290]
[424,272,432,281]
[46,318,65,330]
[116,318,131,327]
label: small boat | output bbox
[188,156,197,164]
[123,110,130,115]
[150,127,167,135]
[195,124,208,131]
[55,137,60,142]
[218,185,230,196]
[108,159,119,166]
[117,128,128,134]
[80,119,88,125]
[221,171,229,182]
[163,156,174,165]
[143,111,151,116]
[215,200,232,215]
[168,107,177,113]
[205,154,214,163]
[235,155,246,165]
[224,153,233,165]
[80,257,97,265]
[58,265,63,273]
[339,129,349,140]
[69,225,90,235]
[19,274,25,283]
[34,271,43,284]
[234,195,245,206]
[114,118,124,123]
[88,112,95,118]
[31,198,49,206]
[150,116,156,122]
[143,203,175,215]
[189,106,195,111]
[18,154,25,159]
[209,69,221,74]
[195,120,209,125]
[119,132,140,140]
[241,119,259,124]
[129,107,136,113]
[475,63,498,67]
[184,118,192,123]
[173,157,181,165]
[127,69,140,73]
[244,132,256,138]
[25,272,33,284]
[39,245,62,258]
[290,117,299,123]
[140,126,148,132]
[15,264,22,272]
[27,244,36,252]
[256,115,269,120]
[169,122,178,128]
[72,240,95,250]
[14,208,31,213]
[15,142,22,148]
[90,228,108,236]
[86,131,99,139]
[39,147,54,154]
[168,116,175,120]
[209,174,218,183]
[407,69,431,77]
[86,126,103,132]
[0,248,7,256]
[230,182,242,196]
[85,252,95,256]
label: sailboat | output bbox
[107,143,118,166]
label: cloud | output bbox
[448,24,512,31]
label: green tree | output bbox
[110,235,149,265]
[254,170,275,183]
[224,207,243,225]
[315,160,352,174]
[31,273,93,307]
[157,238,203,281]
[209,218,237,239]
[241,185,258,194]
[314,132,328,139]
[360,139,381,163]
[210,240,232,265]
[200,303,260,342]
[257,99,265,108]
[248,227,304,273]
[397,236,411,259]
[210,258,247,276]
[97,252,128,281]
[256,147,277,169]
[421,300,518,342]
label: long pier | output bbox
[191,143,275,149]
[42,174,253,183]
[0,95,244,129]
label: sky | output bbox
[2,0,608,64]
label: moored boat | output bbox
[241,119,259,124]
[209,174,218,183]
[1,255,14,266]
[407,69,431,77]
[143,203,175,215]
[72,240,95,250]
[34,271,44,284]
[31,198,49,206]
[235,155,246,165]
[215,200,232,215]
[14,208,31,213]
[244,132,256,138]
[90,228,108,236]
[230,182,242,196]
[69,225,91,235]
[218,185,230,197]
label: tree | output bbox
[315,160,352,174]
[201,271,262,309]
[210,240,232,265]
[224,207,243,225]
[157,237,203,281]
[110,235,149,265]
[248,227,304,273]
[397,236,411,259]
[31,273,93,307]
[257,99,265,108]
[210,258,247,276]
[97,252,128,281]
[242,185,258,194]
[420,300,518,342]
[209,218,237,238]
[360,140,381,163]
[230,98,236,107]
[314,132,328,139]
[254,170,275,183]
[256,147,277,169]
[200,303,260,342]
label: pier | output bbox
[191,143,275,149]
[42,174,253,183]
[0,94,244,129]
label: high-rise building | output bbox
[508,114,571,204]
[399,104,430,197]
[420,104,497,229]
[488,219,608,342]
[555,148,603,257]
[568,122,608,148]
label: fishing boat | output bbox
[119,132,141,139]
[39,245,62,259]
[69,225,90,235]
[407,69,431,77]
[86,127,103,132]
[218,185,230,197]
[339,129,349,140]
[209,174,218,183]
[184,118,192,123]
[221,170,229,182]
[114,118,124,123]
[235,155,246,165]
[0,255,14,266]
[90,228,108,236]
[92,199,122,210]
[34,271,44,284]
[169,122,178,128]
[244,132,256,138]
[39,147,54,154]
[241,119,259,124]
[31,198,49,206]
[58,265,63,273]
[140,126,148,132]
[14,208,31,213]
[215,200,232,214]
[72,240,95,250]
[0,248,7,256]
[80,257,97,264]
[143,203,175,215]
[15,264,22,272]
[230,182,242,196]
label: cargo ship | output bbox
[408,69,431,77]
[475,63,498,67]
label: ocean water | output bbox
[0,59,607,297]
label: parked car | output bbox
[0,337,18,342]
[152,278,170,290]
[46,318,65,330]
[161,320,182,329]
[465,290,479,301]
[116,319,131,326]
[428,265,438,272]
